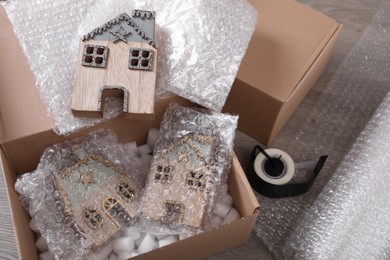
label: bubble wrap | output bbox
[284,92,390,259]
[1,0,126,135]
[252,3,390,259]
[15,129,144,259]
[141,103,238,234]
[2,0,256,135]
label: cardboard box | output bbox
[223,0,342,145]
[0,7,259,260]
[0,0,341,257]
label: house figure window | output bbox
[154,165,172,183]
[83,207,104,230]
[102,196,131,225]
[128,48,153,71]
[117,181,136,201]
[186,171,205,191]
[162,201,184,224]
[82,44,109,68]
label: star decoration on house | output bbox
[109,26,131,43]
[178,149,190,162]
[78,170,95,186]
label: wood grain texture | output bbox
[0,0,388,259]
[72,40,157,119]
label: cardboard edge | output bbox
[1,148,258,260]
[0,149,38,260]
[230,153,260,215]
[0,6,53,144]
[130,153,260,259]
[284,22,343,102]
[267,23,343,145]
[132,211,259,260]
[223,78,284,146]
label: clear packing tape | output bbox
[252,3,390,259]
[1,0,256,135]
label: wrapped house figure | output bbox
[54,149,140,249]
[72,10,157,119]
[142,134,216,228]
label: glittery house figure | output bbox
[142,135,216,228]
[54,150,140,249]
[72,10,158,119]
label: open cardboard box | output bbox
[0,0,342,257]
[0,114,260,260]
[0,7,259,260]
[223,0,342,145]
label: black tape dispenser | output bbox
[246,145,328,198]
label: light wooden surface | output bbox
[72,40,157,119]
[0,0,387,259]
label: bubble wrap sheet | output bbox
[253,3,390,259]
[15,130,144,259]
[2,0,256,135]
[141,103,238,234]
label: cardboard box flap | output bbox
[1,149,38,260]
[238,0,339,102]
[230,153,260,215]
[0,6,53,145]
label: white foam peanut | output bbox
[147,128,160,150]
[35,236,48,252]
[123,227,141,240]
[89,242,114,260]
[214,202,231,218]
[138,144,152,156]
[154,233,169,240]
[131,251,140,257]
[127,142,139,157]
[179,232,192,241]
[220,183,229,195]
[137,233,157,254]
[135,233,146,248]
[158,235,178,248]
[114,237,135,253]
[117,251,132,260]
[30,218,40,233]
[139,154,153,167]
[221,208,241,225]
[39,251,55,260]
[210,215,223,229]
[220,193,233,206]
[109,254,118,260]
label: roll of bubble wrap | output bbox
[2,0,256,135]
[284,91,390,259]
[252,3,390,259]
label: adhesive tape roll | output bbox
[253,148,295,185]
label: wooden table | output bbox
[0,0,386,259]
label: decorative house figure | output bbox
[72,10,158,119]
[54,149,140,250]
[142,134,217,228]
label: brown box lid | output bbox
[240,0,340,102]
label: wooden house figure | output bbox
[142,134,216,228]
[72,10,158,119]
[54,149,140,249]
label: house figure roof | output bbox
[155,134,216,169]
[82,11,157,48]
